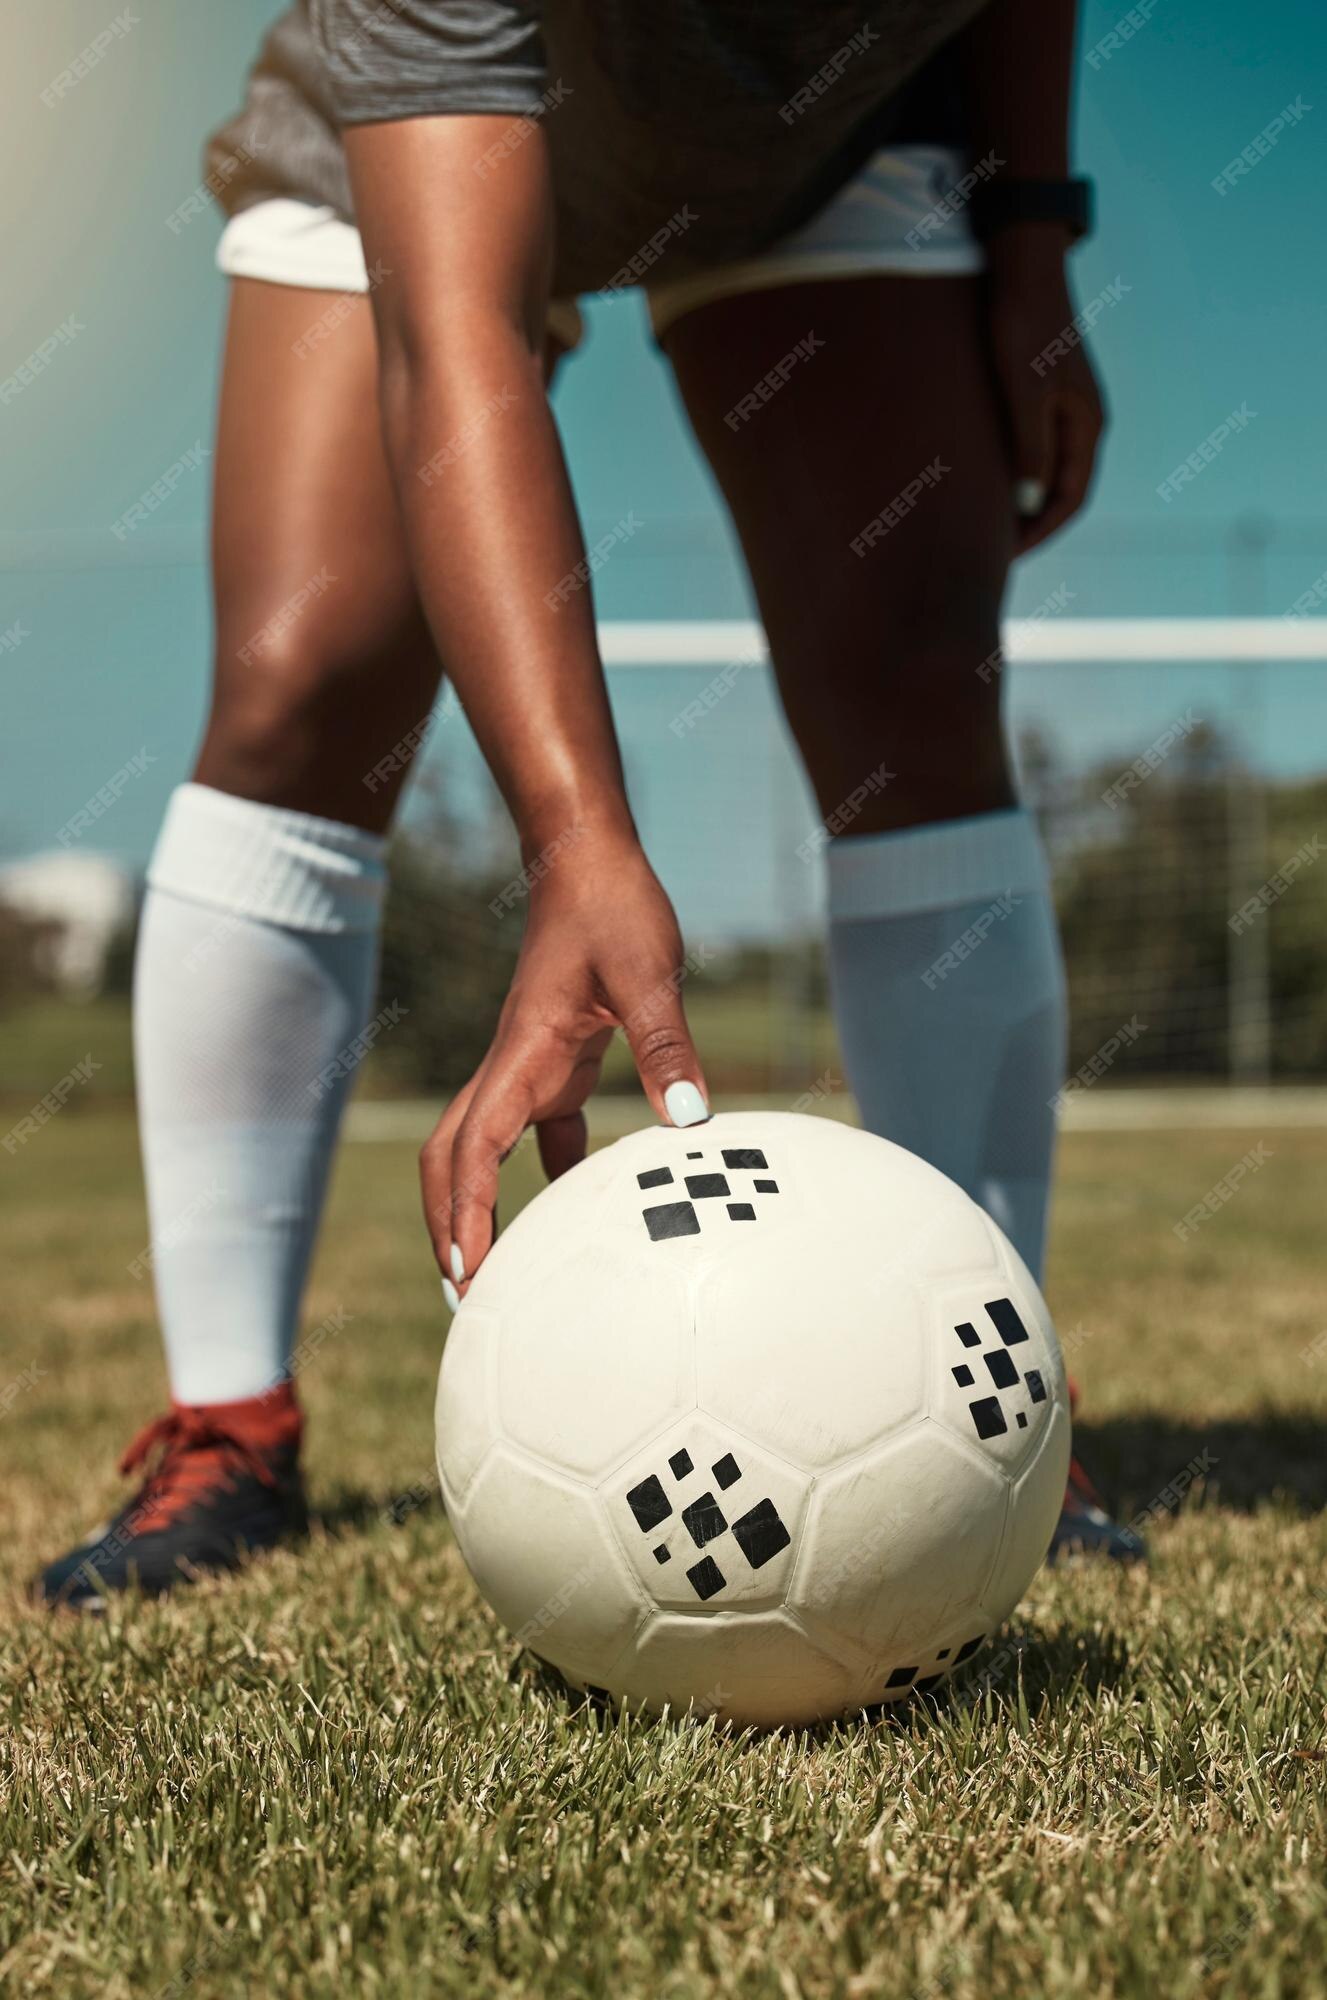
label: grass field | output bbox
[2,1108,1325,1998]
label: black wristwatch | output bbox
[969,176,1094,245]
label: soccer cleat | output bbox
[1048,1379,1147,1563]
[35,1385,306,1610]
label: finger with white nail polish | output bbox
[664,1079,709,1128]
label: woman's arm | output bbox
[958,0,1106,551]
[343,116,708,1292]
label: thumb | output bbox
[1011,387,1055,522]
[618,963,710,1130]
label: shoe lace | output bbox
[118,1406,278,1518]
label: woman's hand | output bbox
[985,227,1108,555]
[421,827,708,1303]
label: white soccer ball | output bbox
[435,1111,1069,1727]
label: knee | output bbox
[205,617,358,782]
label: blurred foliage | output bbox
[1031,724,1327,1079]
[4,735,1326,1102]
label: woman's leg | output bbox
[663,274,1065,1279]
[39,278,438,1603]
[135,278,441,1418]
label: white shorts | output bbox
[216,143,983,350]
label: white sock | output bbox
[133,784,387,1404]
[826,808,1067,1280]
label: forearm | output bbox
[379,315,634,858]
[344,117,634,861]
[960,0,1077,178]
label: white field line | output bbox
[344,1087,1327,1143]
[597,618,1327,665]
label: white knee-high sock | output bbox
[826,808,1067,1281]
[134,784,387,1404]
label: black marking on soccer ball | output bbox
[639,1148,781,1238]
[730,1497,792,1569]
[984,1348,1019,1390]
[687,1555,726,1601]
[627,1450,791,1598]
[626,1474,672,1532]
[682,1492,727,1547]
[954,1634,985,1663]
[986,1297,1030,1345]
[955,1299,1046,1442]
[968,1396,1008,1441]
[643,1200,700,1241]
